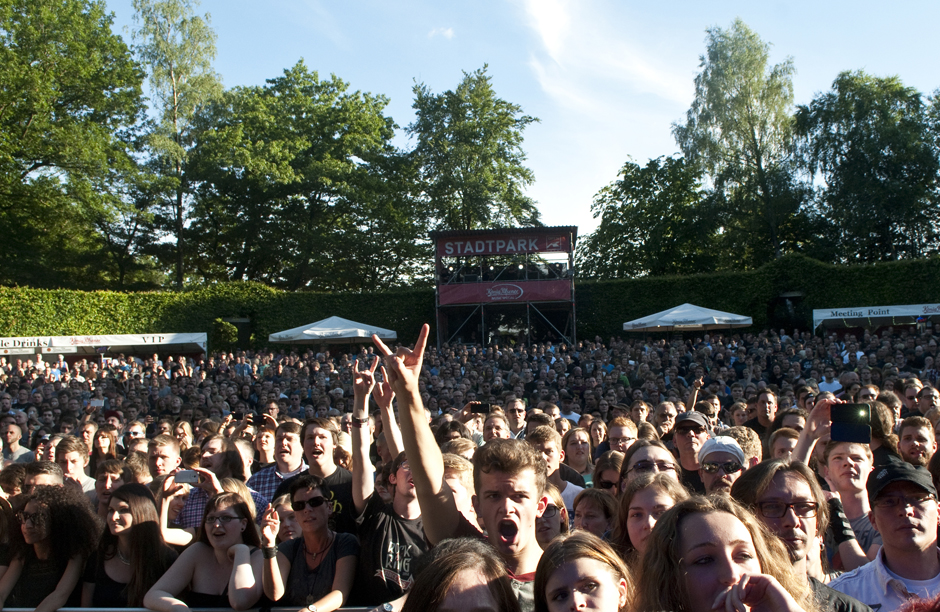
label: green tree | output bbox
[795,71,940,261]
[577,156,719,278]
[408,66,541,230]
[0,0,145,287]
[131,0,221,287]
[186,61,429,291]
[673,19,802,264]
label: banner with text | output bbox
[439,280,571,305]
[436,233,571,257]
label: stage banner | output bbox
[439,280,571,305]
[436,233,571,257]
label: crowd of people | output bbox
[0,322,938,612]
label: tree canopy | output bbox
[408,66,541,231]
[0,0,145,287]
[795,71,940,261]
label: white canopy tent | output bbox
[624,303,753,332]
[813,303,940,331]
[268,316,397,344]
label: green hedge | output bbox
[576,254,940,339]
[1,254,938,349]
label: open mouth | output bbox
[310,449,324,458]
[497,520,519,545]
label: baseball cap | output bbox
[698,436,745,465]
[867,458,937,501]
[674,411,710,431]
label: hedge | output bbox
[1,254,938,349]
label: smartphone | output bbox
[175,470,200,484]
[830,403,871,444]
[471,403,491,414]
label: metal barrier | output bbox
[5,609,373,612]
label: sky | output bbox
[104,0,940,236]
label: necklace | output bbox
[302,531,334,562]
[116,548,130,565]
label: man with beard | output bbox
[897,416,936,467]
[731,460,870,612]
[672,411,710,494]
[697,436,745,495]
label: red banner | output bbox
[436,233,571,257]
[439,280,572,305]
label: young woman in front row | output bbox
[144,491,264,611]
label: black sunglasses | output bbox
[291,496,329,511]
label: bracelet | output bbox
[351,417,369,428]
[827,498,857,545]
[262,546,278,559]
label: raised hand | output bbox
[352,357,379,400]
[260,504,280,548]
[372,324,429,395]
[372,365,395,411]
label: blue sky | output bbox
[104,0,940,235]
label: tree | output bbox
[186,61,429,291]
[408,66,541,230]
[0,0,145,287]
[795,71,940,261]
[577,156,720,278]
[673,19,803,264]
[132,0,221,287]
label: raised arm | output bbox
[791,398,836,466]
[259,506,290,603]
[374,369,403,457]
[352,358,379,515]
[158,475,196,547]
[373,325,464,545]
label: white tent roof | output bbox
[268,316,397,344]
[813,304,940,330]
[623,303,753,332]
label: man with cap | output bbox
[672,411,710,494]
[697,436,746,495]
[829,460,940,612]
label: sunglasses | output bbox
[596,479,618,490]
[291,496,329,512]
[700,461,743,474]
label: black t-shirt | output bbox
[349,493,428,606]
[680,465,706,494]
[743,416,768,437]
[275,467,356,535]
[559,463,586,488]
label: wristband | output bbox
[827,498,856,545]
[262,546,278,559]
[351,417,369,428]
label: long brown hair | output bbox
[401,538,520,612]
[100,483,176,606]
[534,532,634,612]
[634,496,811,612]
[611,472,689,556]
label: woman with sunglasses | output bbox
[144,491,264,611]
[259,474,358,612]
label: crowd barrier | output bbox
[5,609,373,612]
